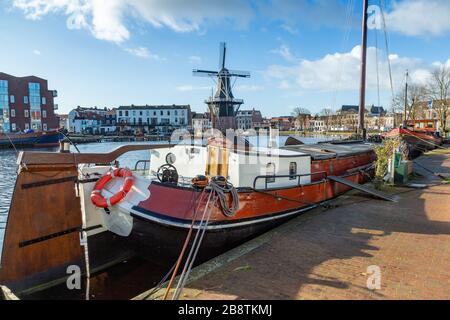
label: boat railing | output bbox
[253,171,328,190]
[134,160,151,174]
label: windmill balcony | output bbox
[205,97,243,104]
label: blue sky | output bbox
[1,0,450,117]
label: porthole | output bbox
[166,152,176,164]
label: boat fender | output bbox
[90,167,134,208]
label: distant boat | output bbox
[383,127,443,156]
[0,130,63,148]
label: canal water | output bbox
[0,134,334,299]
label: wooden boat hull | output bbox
[384,127,442,156]
[125,169,371,262]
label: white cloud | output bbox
[176,85,210,92]
[12,0,253,43]
[385,0,450,37]
[189,55,202,64]
[124,46,165,60]
[270,44,296,62]
[266,45,438,92]
[32,49,41,55]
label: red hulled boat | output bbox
[383,127,442,156]
[73,137,377,262]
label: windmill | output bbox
[193,42,250,131]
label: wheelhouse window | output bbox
[289,162,297,180]
[266,162,276,183]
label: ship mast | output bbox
[403,70,409,127]
[357,0,369,140]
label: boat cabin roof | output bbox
[281,142,373,160]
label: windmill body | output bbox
[193,43,250,132]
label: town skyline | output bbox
[2,0,450,116]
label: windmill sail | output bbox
[193,42,250,132]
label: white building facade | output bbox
[117,105,191,135]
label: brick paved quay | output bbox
[137,149,450,300]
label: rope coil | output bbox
[209,176,239,217]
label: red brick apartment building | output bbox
[0,72,59,133]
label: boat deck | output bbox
[282,141,374,160]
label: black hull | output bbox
[126,210,305,264]
[403,135,437,159]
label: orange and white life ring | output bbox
[91,168,134,208]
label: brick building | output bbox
[0,72,59,133]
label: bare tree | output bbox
[393,83,428,124]
[292,107,311,131]
[319,108,334,131]
[427,65,450,133]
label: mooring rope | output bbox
[162,188,207,300]
[172,191,216,300]
[209,176,239,217]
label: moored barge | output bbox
[0,136,376,293]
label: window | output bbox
[266,163,276,183]
[119,111,122,116]
[24,96,28,104]
[42,97,46,105]
[175,110,178,115]
[160,110,163,116]
[25,123,29,130]
[11,123,16,131]
[10,95,14,103]
[167,111,170,116]
[154,111,156,116]
[0,80,7,92]
[24,110,29,117]
[11,109,15,117]
[42,110,47,118]
[289,162,297,180]
[28,82,40,110]
[125,111,129,116]
[43,123,47,131]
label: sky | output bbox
[1,0,450,117]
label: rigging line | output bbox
[330,0,355,110]
[375,25,381,108]
[380,0,395,103]
[59,130,81,153]
[3,131,19,157]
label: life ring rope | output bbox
[90,167,134,208]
